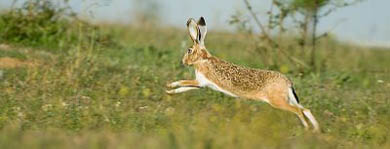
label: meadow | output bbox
[0,6,390,148]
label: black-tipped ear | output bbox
[198,17,206,26]
[197,17,207,46]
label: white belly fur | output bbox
[196,71,238,97]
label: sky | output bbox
[0,0,389,47]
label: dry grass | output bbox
[0,57,36,68]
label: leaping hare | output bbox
[166,17,320,132]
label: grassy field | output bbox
[0,11,390,148]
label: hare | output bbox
[166,17,320,132]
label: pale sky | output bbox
[1,0,389,47]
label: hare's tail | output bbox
[287,87,302,108]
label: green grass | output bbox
[0,15,390,148]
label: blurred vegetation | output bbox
[0,0,117,50]
[232,0,363,71]
[0,0,389,148]
[132,0,162,26]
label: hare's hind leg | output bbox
[288,104,320,132]
[287,87,320,132]
[288,103,320,132]
[296,110,309,130]
[267,97,310,130]
[302,108,320,132]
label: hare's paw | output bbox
[166,83,174,88]
[166,81,179,88]
[166,89,175,94]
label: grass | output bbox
[0,10,390,148]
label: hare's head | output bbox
[182,17,211,66]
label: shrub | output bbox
[0,0,116,50]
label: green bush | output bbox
[0,0,117,50]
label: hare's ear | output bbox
[197,17,207,45]
[187,18,199,44]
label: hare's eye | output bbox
[187,48,192,54]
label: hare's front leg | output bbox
[166,87,199,94]
[166,80,200,94]
[167,80,199,88]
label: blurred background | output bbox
[1,0,389,47]
[0,0,390,47]
[0,0,389,148]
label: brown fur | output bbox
[195,56,291,97]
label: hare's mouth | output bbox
[179,61,186,67]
